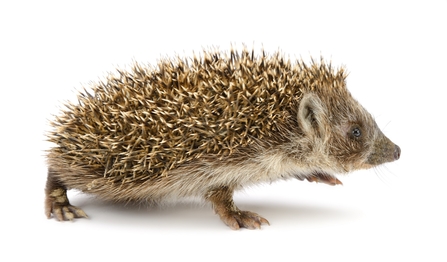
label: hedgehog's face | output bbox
[297,92,400,174]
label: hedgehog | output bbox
[45,48,401,230]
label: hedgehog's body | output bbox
[46,48,400,229]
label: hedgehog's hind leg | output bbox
[45,168,88,221]
[206,186,269,230]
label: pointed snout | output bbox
[394,145,401,160]
[366,136,401,166]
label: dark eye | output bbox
[352,127,361,138]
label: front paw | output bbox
[219,210,270,230]
[306,173,343,186]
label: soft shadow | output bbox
[69,193,362,230]
[237,200,363,225]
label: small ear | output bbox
[297,93,325,135]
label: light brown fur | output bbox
[45,48,400,229]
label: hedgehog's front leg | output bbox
[45,169,88,221]
[306,172,343,186]
[206,186,269,230]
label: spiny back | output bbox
[47,48,346,182]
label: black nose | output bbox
[394,145,401,160]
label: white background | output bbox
[1,1,446,261]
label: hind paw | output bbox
[48,203,88,221]
[45,188,88,221]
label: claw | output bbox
[306,174,343,186]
